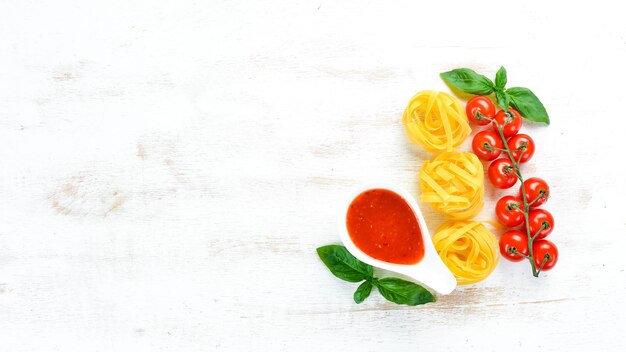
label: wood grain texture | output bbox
[1,0,625,351]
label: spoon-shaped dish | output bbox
[338,182,457,295]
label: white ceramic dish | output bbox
[338,182,457,295]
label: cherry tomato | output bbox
[495,195,524,227]
[507,133,535,164]
[472,130,503,161]
[499,230,529,262]
[466,96,496,125]
[527,209,554,239]
[493,108,522,138]
[488,158,518,189]
[520,177,550,208]
[532,239,558,271]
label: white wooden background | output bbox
[1,1,625,351]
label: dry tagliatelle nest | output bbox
[432,221,499,285]
[419,151,484,220]
[402,90,470,152]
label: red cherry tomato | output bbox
[520,177,550,208]
[499,230,529,262]
[466,96,496,125]
[507,134,535,164]
[488,158,518,189]
[495,195,524,227]
[493,108,522,138]
[527,209,554,239]
[472,130,503,161]
[532,239,558,271]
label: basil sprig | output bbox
[495,66,507,89]
[375,277,435,306]
[353,281,373,304]
[507,87,549,125]
[439,68,494,95]
[316,245,436,306]
[316,244,373,282]
[494,66,510,109]
[440,66,550,125]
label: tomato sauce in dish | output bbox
[346,189,424,265]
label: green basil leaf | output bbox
[374,277,435,306]
[495,66,507,89]
[440,68,495,95]
[495,89,510,110]
[316,245,373,282]
[353,280,373,304]
[506,87,550,125]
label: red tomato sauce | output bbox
[346,189,424,265]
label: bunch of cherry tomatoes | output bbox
[466,96,558,273]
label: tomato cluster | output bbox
[466,97,558,272]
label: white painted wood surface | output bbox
[1,1,625,351]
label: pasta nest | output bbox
[402,90,470,152]
[419,151,484,220]
[432,221,499,285]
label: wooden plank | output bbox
[1,0,625,350]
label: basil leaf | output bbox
[495,66,507,89]
[440,68,495,95]
[495,90,510,110]
[374,277,435,306]
[506,87,550,125]
[353,280,373,304]
[316,245,373,282]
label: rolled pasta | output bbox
[419,151,484,220]
[432,221,499,285]
[402,91,470,152]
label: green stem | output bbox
[536,255,549,276]
[532,228,543,239]
[516,149,525,165]
[483,143,508,153]
[510,248,530,260]
[495,125,539,277]
[528,191,546,206]
[476,112,495,123]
